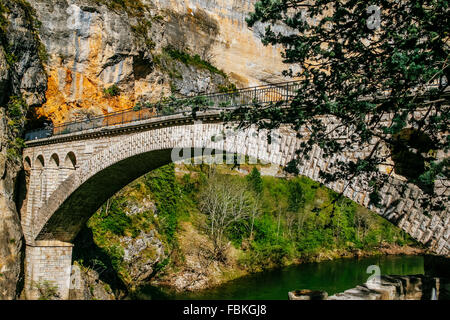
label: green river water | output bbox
[134,255,425,300]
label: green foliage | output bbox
[37,41,48,63]
[7,95,25,118]
[181,174,196,194]
[144,163,181,245]
[0,1,9,34]
[5,96,27,161]
[130,19,155,49]
[34,280,60,300]
[105,244,125,271]
[7,137,25,160]
[287,179,304,212]
[240,241,293,272]
[238,0,450,211]
[98,204,132,236]
[92,0,149,17]
[103,85,120,98]
[246,167,263,194]
[218,83,237,93]
[164,47,227,77]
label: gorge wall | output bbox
[0,0,47,299]
[29,0,288,124]
[0,0,288,299]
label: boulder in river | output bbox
[288,289,328,300]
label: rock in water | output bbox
[288,289,328,300]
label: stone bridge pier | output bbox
[24,241,73,300]
[20,112,450,299]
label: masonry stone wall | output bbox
[24,241,73,300]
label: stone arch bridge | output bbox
[21,99,449,300]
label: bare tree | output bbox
[199,173,257,261]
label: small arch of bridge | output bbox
[64,151,77,169]
[24,156,32,171]
[49,153,60,169]
[35,155,45,169]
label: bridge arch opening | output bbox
[34,148,271,243]
[24,156,31,171]
[35,155,45,169]
[64,152,77,169]
[49,153,60,169]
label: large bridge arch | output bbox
[30,122,300,243]
[21,114,450,299]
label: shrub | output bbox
[98,200,132,236]
[144,164,180,245]
[34,280,60,300]
[103,85,120,98]
[246,167,263,194]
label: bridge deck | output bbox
[25,81,302,142]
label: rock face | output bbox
[0,0,47,300]
[69,264,116,300]
[120,230,165,289]
[153,0,290,85]
[289,275,450,300]
[26,0,289,124]
[0,0,291,125]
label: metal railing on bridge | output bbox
[24,81,302,141]
[23,77,446,142]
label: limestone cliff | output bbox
[27,0,288,124]
[0,0,47,300]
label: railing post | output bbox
[286,83,289,102]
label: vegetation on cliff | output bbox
[164,47,227,78]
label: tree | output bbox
[199,173,257,260]
[287,179,308,233]
[229,0,449,212]
[247,167,263,194]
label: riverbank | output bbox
[145,225,425,294]
[292,243,425,264]
[288,274,450,300]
